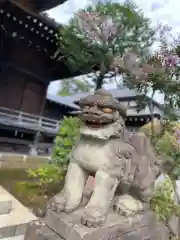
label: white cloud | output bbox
[46,0,92,24]
[47,0,179,103]
[47,0,180,29]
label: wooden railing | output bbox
[0,107,59,134]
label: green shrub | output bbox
[51,116,81,170]
[141,121,180,227]
[16,116,81,198]
[140,121,180,177]
[151,176,180,221]
[140,121,180,153]
[140,119,162,138]
[16,164,64,196]
[27,164,64,187]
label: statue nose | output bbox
[90,106,98,111]
[89,106,101,115]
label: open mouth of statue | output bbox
[84,119,108,128]
[81,113,113,128]
[81,115,112,128]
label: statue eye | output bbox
[102,108,113,113]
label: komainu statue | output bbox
[25,89,170,240]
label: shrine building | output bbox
[0,0,164,155]
[0,0,81,154]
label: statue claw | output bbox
[64,203,80,213]
[114,204,136,217]
[48,190,82,213]
[113,195,144,217]
[49,191,66,212]
[81,206,106,228]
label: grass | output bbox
[0,155,49,169]
[0,167,63,216]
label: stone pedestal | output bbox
[25,208,170,240]
[0,186,36,239]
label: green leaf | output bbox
[56,1,155,88]
[51,117,80,169]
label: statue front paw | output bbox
[48,190,66,213]
[48,190,81,213]
[81,206,107,228]
[113,195,144,217]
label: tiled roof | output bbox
[46,88,163,110]
[46,94,80,110]
[59,88,143,103]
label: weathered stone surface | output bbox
[0,223,28,239]
[48,89,166,228]
[43,209,169,240]
[24,221,63,240]
[0,186,13,215]
[0,199,12,215]
[0,186,37,239]
[41,89,170,240]
[24,222,42,240]
[0,226,16,239]
[37,226,64,240]
[3,235,24,240]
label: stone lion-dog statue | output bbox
[48,89,162,228]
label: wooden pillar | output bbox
[29,84,48,156]
[29,131,41,156]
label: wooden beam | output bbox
[3,61,51,83]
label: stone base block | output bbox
[24,221,63,240]
[2,235,24,240]
[25,208,170,240]
[0,198,12,215]
[0,186,13,215]
[0,186,37,239]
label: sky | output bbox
[47,0,180,103]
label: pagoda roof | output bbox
[1,0,61,29]
[34,0,68,12]
[0,0,85,80]
[0,0,68,12]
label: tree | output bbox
[122,23,180,139]
[151,176,180,221]
[58,77,94,96]
[147,117,180,238]
[56,0,155,90]
[140,121,180,238]
[126,24,180,238]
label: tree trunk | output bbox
[95,74,104,90]
[149,93,155,142]
[159,94,168,137]
[95,61,107,90]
